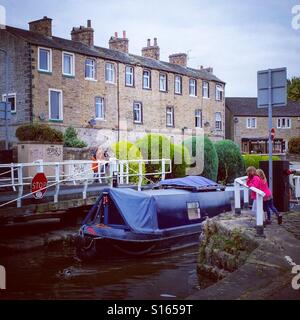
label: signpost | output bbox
[257,68,287,192]
[31,173,48,200]
[0,102,11,120]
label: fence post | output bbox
[126,163,129,184]
[11,163,16,192]
[234,179,241,215]
[54,163,60,203]
[138,161,143,191]
[256,193,265,237]
[17,164,23,208]
[243,187,249,209]
[161,159,166,181]
[82,164,89,200]
[119,161,124,185]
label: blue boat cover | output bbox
[159,176,220,190]
[108,188,159,233]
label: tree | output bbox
[288,77,300,102]
[64,127,87,148]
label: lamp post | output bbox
[0,48,9,150]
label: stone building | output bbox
[0,17,226,148]
[225,97,300,154]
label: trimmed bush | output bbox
[288,137,300,154]
[242,154,281,169]
[215,140,245,184]
[183,136,218,181]
[64,127,87,148]
[135,134,173,180]
[111,141,145,184]
[16,123,63,143]
[170,144,191,179]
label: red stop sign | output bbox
[270,128,275,141]
[31,173,48,199]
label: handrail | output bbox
[234,176,266,237]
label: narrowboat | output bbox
[75,176,232,260]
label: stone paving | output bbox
[188,211,300,300]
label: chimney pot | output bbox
[114,32,118,38]
[123,30,126,39]
[109,31,129,53]
[87,20,92,28]
[71,21,94,47]
[147,39,151,47]
[154,38,158,46]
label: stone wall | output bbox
[0,30,32,143]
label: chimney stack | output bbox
[29,16,52,37]
[142,38,160,60]
[109,31,129,53]
[169,53,188,67]
[71,20,94,47]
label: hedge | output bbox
[111,141,145,184]
[288,137,300,154]
[16,123,63,144]
[242,154,281,169]
[64,127,87,148]
[215,140,245,184]
[183,136,218,181]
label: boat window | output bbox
[187,202,201,220]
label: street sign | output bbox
[257,68,287,108]
[270,128,275,141]
[0,102,11,120]
[257,67,287,193]
[31,173,48,199]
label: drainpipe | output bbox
[0,48,9,150]
[117,62,120,142]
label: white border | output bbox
[49,89,63,121]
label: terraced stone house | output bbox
[0,17,226,147]
[226,97,300,154]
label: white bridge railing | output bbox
[0,158,172,208]
[234,176,266,237]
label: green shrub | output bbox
[183,136,218,181]
[63,127,87,148]
[16,123,63,143]
[135,134,173,180]
[170,144,191,179]
[215,140,245,184]
[242,154,281,169]
[288,137,300,154]
[111,141,145,184]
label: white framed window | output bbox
[38,47,52,73]
[95,97,105,120]
[143,70,151,89]
[175,75,182,94]
[125,66,134,86]
[85,58,96,80]
[202,81,209,98]
[187,202,201,220]
[62,52,75,77]
[189,79,197,96]
[133,102,143,124]
[195,109,202,128]
[105,62,115,83]
[2,93,16,113]
[216,84,223,101]
[246,117,257,129]
[159,73,167,92]
[166,107,174,127]
[277,118,291,129]
[215,112,222,130]
[49,89,63,121]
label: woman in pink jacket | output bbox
[256,169,282,225]
[246,166,261,213]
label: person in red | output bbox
[246,166,261,213]
[256,169,282,225]
[91,150,99,182]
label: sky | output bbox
[1,0,300,96]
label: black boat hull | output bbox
[76,226,202,260]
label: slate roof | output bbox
[225,97,300,117]
[4,26,225,84]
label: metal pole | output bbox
[268,69,273,193]
[0,48,9,150]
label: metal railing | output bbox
[234,176,266,237]
[0,158,172,208]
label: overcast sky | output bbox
[1,0,299,96]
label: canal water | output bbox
[0,245,204,300]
